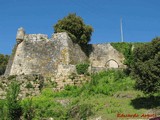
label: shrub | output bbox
[0,100,7,119]
[54,13,93,44]
[6,82,22,120]
[132,37,160,94]
[68,103,93,119]
[25,82,34,89]
[111,42,133,74]
[76,63,89,75]
[111,42,145,75]
[88,70,134,95]
[21,98,35,120]
[7,75,17,80]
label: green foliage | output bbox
[0,69,147,119]
[111,42,133,65]
[6,82,22,120]
[132,37,160,94]
[76,63,89,75]
[25,82,34,89]
[68,103,93,120]
[41,88,54,97]
[21,98,35,120]
[44,77,57,88]
[87,70,134,95]
[7,75,17,80]
[111,42,144,74]
[54,13,93,44]
[20,88,93,120]
[0,54,9,75]
[52,70,134,98]
[22,91,69,119]
[0,100,7,119]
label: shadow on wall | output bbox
[79,44,94,57]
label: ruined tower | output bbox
[16,27,25,44]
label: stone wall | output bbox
[51,32,88,64]
[5,32,88,77]
[5,28,125,77]
[1,28,127,99]
[51,74,91,91]
[89,44,125,72]
[10,34,60,76]
[4,45,18,75]
[0,74,44,99]
[0,73,91,99]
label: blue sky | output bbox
[0,0,160,54]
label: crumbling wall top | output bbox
[24,34,49,42]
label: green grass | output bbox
[22,69,148,119]
[1,69,159,119]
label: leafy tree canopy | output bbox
[132,37,160,94]
[54,13,93,44]
[0,54,9,75]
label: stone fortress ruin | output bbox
[0,27,125,99]
[5,27,125,77]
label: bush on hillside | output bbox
[68,103,93,119]
[132,37,160,94]
[6,82,22,119]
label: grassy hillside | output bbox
[0,41,160,119]
[1,69,159,120]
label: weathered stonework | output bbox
[0,27,126,99]
[16,27,25,44]
[89,44,125,72]
[5,31,89,77]
[0,74,44,99]
[5,27,125,77]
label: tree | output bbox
[54,13,93,44]
[0,54,9,75]
[132,37,160,94]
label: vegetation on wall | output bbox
[111,42,133,65]
[76,63,89,75]
[111,42,145,74]
[54,13,94,44]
